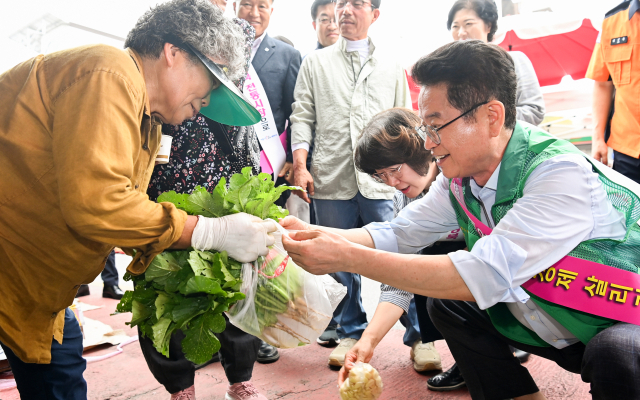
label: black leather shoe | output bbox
[514,349,531,363]
[103,284,125,300]
[427,363,466,392]
[75,284,90,298]
[257,340,280,364]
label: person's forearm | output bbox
[360,302,405,348]
[170,215,198,249]
[293,149,309,171]
[306,226,375,248]
[345,245,474,301]
[592,81,614,143]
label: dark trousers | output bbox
[428,298,640,400]
[613,150,640,184]
[414,294,444,343]
[139,314,261,394]
[101,250,119,286]
[0,308,87,400]
[413,241,466,344]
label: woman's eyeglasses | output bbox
[371,164,402,183]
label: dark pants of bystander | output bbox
[613,150,640,184]
[0,308,87,400]
[138,313,261,394]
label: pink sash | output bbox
[451,178,640,326]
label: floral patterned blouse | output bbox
[147,19,259,202]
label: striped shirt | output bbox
[378,191,425,312]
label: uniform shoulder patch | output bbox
[606,0,631,18]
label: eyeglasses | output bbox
[371,164,403,183]
[317,17,337,25]
[332,0,376,10]
[415,101,489,146]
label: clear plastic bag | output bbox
[227,224,346,348]
[339,362,384,400]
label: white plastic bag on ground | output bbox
[227,224,346,348]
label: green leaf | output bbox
[157,191,191,212]
[131,285,157,306]
[266,204,289,220]
[130,299,153,327]
[164,263,194,293]
[222,279,239,289]
[145,252,182,285]
[242,166,254,180]
[185,186,218,217]
[116,290,134,313]
[182,276,226,296]
[206,312,227,333]
[226,292,246,303]
[188,251,214,278]
[171,296,210,328]
[181,314,222,365]
[152,317,173,356]
[229,173,249,192]
[208,252,236,284]
[155,292,173,320]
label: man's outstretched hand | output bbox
[282,229,356,275]
[279,215,312,232]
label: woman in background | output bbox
[339,108,467,392]
[448,0,546,126]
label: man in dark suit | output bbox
[234,0,302,364]
[235,0,301,197]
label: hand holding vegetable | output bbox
[339,362,383,400]
[117,168,300,365]
[192,213,277,263]
[338,339,376,386]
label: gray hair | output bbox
[125,0,247,81]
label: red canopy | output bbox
[496,19,599,87]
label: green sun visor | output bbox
[182,41,261,127]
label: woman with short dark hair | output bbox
[447,0,546,126]
[337,108,466,389]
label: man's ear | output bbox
[371,8,380,23]
[233,1,237,14]
[312,21,317,31]
[486,100,505,138]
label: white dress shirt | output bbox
[365,153,627,348]
[250,32,266,62]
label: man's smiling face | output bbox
[235,0,273,38]
[418,85,492,182]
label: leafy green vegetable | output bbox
[117,167,297,364]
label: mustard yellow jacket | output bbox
[0,44,188,363]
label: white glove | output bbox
[191,213,277,262]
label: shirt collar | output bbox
[316,41,324,50]
[253,32,266,51]
[631,0,640,20]
[470,163,501,196]
[126,48,152,118]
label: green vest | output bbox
[450,123,640,347]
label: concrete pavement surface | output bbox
[0,254,591,400]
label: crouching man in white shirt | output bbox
[281,40,640,400]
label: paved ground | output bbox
[0,254,591,400]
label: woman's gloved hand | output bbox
[191,213,277,262]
